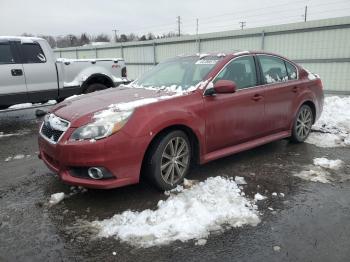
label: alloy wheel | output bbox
[160,137,190,185]
[296,106,313,139]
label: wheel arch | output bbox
[81,73,114,92]
[301,100,316,124]
[140,124,201,177]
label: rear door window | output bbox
[0,42,15,64]
[258,55,288,84]
[21,43,46,63]
[214,56,257,90]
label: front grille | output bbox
[40,114,70,143]
[41,124,64,142]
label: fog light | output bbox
[88,167,104,180]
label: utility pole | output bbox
[239,21,246,30]
[196,18,199,36]
[177,16,181,36]
[112,29,119,43]
[304,5,308,22]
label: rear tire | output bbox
[84,83,107,94]
[290,104,314,143]
[145,130,191,191]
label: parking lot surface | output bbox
[0,106,349,262]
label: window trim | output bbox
[19,41,47,64]
[209,54,260,92]
[284,59,298,81]
[256,54,299,86]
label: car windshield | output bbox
[133,56,223,90]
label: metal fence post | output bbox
[195,37,201,53]
[261,31,265,50]
[59,50,62,58]
[120,44,124,59]
[153,41,157,65]
[75,48,78,59]
[95,48,98,58]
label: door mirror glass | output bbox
[214,80,237,94]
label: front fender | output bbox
[121,93,206,157]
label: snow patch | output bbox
[65,94,84,101]
[235,176,247,185]
[294,168,331,183]
[91,177,260,247]
[13,154,25,160]
[313,158,343,170]
[0,130,29,139]
[306,133,346,148]
[294,157,343,183]
[8,100,56,109]
[254,193,267,201]
[49,192,65,206]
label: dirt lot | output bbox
[0,106,349,262]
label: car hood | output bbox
[51,87,178,127]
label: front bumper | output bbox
[38,129,149,189]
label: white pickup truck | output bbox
[0,36,128,109]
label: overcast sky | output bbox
[0,0,349,37]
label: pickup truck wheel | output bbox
[84,83,107,94]
[146,130,191,191]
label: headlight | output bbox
[70,109,133,141]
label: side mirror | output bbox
[214,80,237,94]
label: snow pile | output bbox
[307,96,350,147]
[49,192,65,206]
[294,157,344,183]
[91,177,260,247]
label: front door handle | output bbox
[251,94,263,101]
[11,69,23,76]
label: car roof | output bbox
[177,50,286,60]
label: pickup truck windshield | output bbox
[134,56,222,90]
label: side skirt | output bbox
[201,131,291,164]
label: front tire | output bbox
[146,130,191,191]
[290,104,314,143]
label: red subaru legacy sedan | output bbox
[38,51,323,190]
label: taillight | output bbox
[122,67,127,78]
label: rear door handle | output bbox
[251,94,263,101]
[11,69,23,76]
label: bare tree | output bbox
[94,34,110,42]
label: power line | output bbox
[107,0,350,36]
